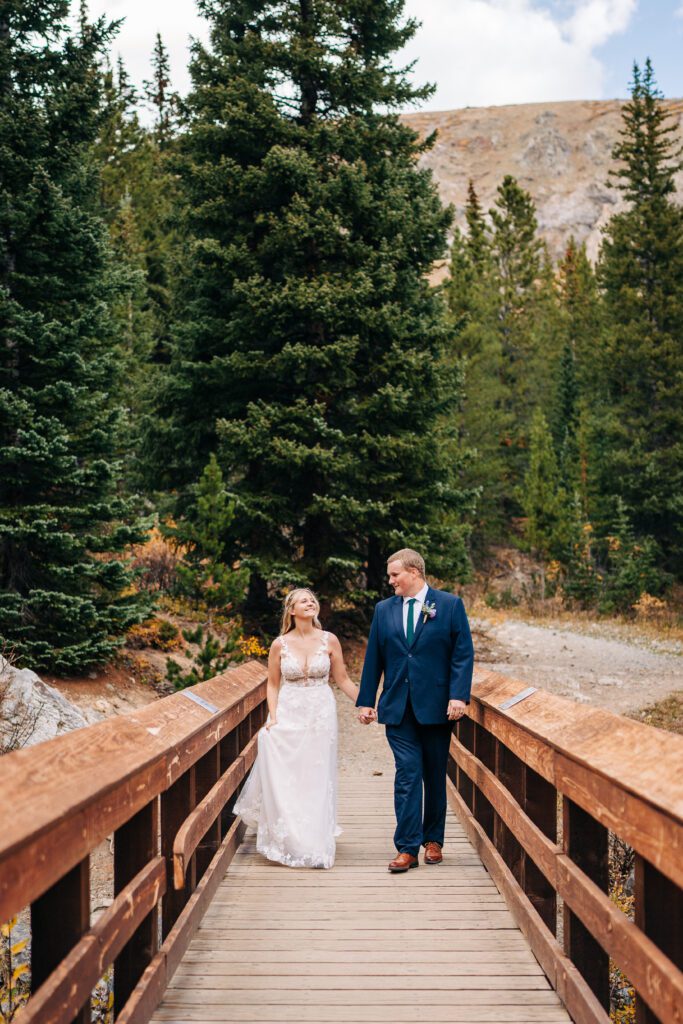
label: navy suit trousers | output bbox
[385,695,452,856]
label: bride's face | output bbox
[291,593,318,622]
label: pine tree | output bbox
[95,49,180,482]
[0,1,147,672]
[148,0,472,608]
[598,60,683,572]
[448,183,509,544]
[522,409,565,559]
[168,454,249,612]
[490,176,561,414]
[143,34,179,150]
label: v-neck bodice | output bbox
[280,631,330,687]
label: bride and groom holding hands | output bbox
[235,547,475,872]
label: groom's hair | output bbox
[387,548,425,578]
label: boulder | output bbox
[0,657,88,752]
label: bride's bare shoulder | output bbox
[270,636,284,654]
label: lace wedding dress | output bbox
[234,630,341,868]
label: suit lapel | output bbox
[410,587,433,648]
[392,596,408,649]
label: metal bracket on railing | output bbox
[181,691,219,714]
[498,686,537,710]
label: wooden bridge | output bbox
[1,662,682,1024]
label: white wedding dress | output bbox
[234,630,341,868]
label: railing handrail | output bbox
[0,660,266,925]
[450,667,683,1024]
[474,668,683,813]
[470,668,683,887]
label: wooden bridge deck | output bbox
[151,774,572,1024]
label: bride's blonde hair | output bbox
[280,588,323,635]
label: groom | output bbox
[357,548,474,873]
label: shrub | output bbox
[130,526,180,593]
[126,618,183,652]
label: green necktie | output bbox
[406,598,416,644]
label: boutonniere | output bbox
[422,600,437,623]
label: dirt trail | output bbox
[472,615,683,713]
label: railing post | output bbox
[523,765,557,934]
[31,857,90,1024]
[161,768,195,938]
[219,726,240,837]
[494,739,524,885]
[635,855,683,1024]
[113,798,159,1015]
[194,746,221,880]
[455,717,475,811]
[563,796,610,1010]
[472,721,495,840]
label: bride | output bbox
[234,588,358,868]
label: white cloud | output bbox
[82,0,208,101]
[80,0,637,115]
[399,0,638,110]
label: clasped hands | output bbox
[357,700,467,724]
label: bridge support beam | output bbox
[31,856,90,1024]
[563,797,610,1011]
[114,798,160,1016]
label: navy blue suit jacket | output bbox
[356,587,475,725]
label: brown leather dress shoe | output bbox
[388,852,419,873]
[424,841,443,865]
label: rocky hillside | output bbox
[403,99,683,263]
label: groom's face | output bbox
[387,560,421,597]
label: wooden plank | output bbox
[179,948,540,963]
[174,960,544,975]
[20,857,165,1024]
[159,989,564,1005]
[167,975,552,990]
[150,1008,574,1022]
[187,934,534,950]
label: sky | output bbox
[85,0,683,115]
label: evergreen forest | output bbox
[2,1,683,677]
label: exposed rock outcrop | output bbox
[0,657,89,752]
[403,98,683,262]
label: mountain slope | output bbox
[403,98,683,263]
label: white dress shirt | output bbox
[402,582,429,637]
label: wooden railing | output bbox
[449,667,683,1024]
[0,660,267,1024]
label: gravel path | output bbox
[333,613,683,780]
[472,616,683,713]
